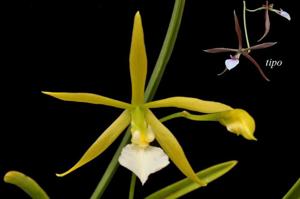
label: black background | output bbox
[1,0,299,198]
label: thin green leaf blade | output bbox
[4,171,49,199]
[283,178,300,199]
[144,0,185,101]
[145,160,238,199]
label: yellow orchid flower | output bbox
[43,11,255,185]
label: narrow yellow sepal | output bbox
[130,11,147,105]
[42,91,132,109]
[145,109,207,186]
[56,110,131,177]
[145,97,233,113]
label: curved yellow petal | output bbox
[130,11,147,105]
[42,92,132,109]
[56,110,131,177]
[218,109,256,140]
[145,97,233,113]
[145,109,206,186]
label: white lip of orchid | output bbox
[118,144,169,185]
[225,55,240,70]
[278,9,291,21]
[270,8,291,21]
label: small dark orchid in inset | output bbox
[204,11,276,81]
[246,1,291,42]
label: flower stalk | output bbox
[243,1,251,52]
[129,173,136,199]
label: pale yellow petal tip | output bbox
[135,11,141,17]
[134,11,142,27]
[42,91,56,97]
[247,134,258,141]
[219,109,256,141]
[41,91,50,95]
[231,160,239,166]
[55,168,75,177]
[55,173,65,177]
[55,168,74,177]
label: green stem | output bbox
[90,1,186,198]
[144,0,186,101]
[160,111,219,123]
[246,7,265,12]
[160,112,185,122]
[243,1,251,53]
[283,178,300,199]
[128,174,137,199]
[90,131,131,199]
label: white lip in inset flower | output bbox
[277,9,291,21]
[225,55,240,70]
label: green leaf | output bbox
[129,173,137,199]
[283,178,300,199]
[144,0,185,101]
[145,160,238,199]
[4,171,49,199]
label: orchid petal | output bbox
[56,110,131,177]
[146,110,206,186]
[145,97,233,113]
[225,58,239,70]
[42,92,132,109]
[233,10,243,49]
[203,48,238,53]
[242,52,270,81]
[218,109,256,140]
[278,9,291,21]
[130,11,147,105]
[119,144,169,185]
[258,2,270,42]
[249,42,277,50]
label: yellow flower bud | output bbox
[219,109,256,140]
